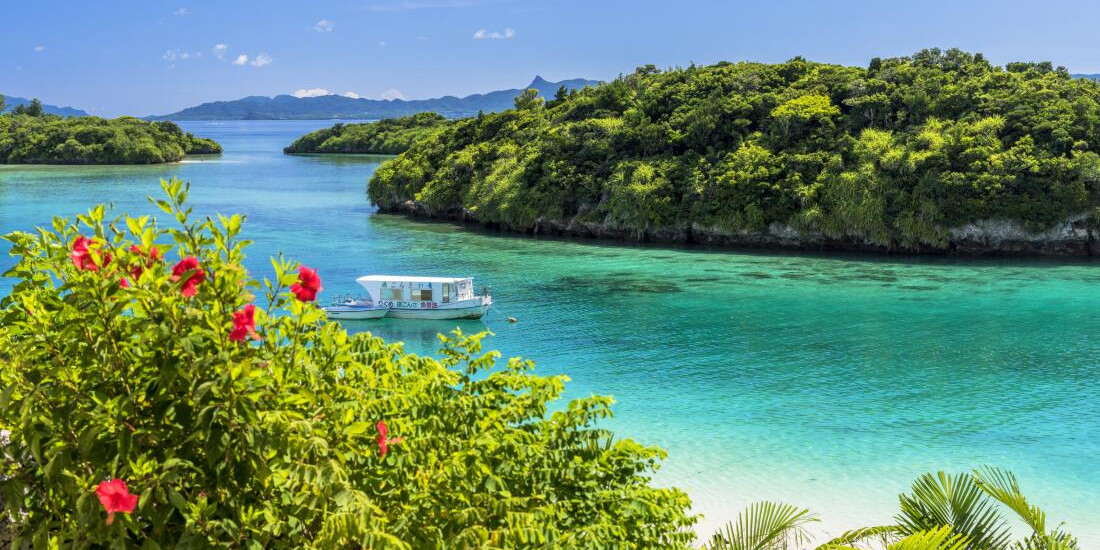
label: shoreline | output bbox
[377,202,1100,258]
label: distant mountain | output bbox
[0,94,89,117]
[149,76,602,121]
[1073,74,1100,81]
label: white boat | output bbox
[324,296,390,320]
[354,275,492,320]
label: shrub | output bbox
[0,179,695,549]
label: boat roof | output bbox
[355,275,472,284]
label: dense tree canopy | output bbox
[369,49,1100,250]
[284,112,449,155]
[0,111,221,164]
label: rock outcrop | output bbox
[381,200,1099,256]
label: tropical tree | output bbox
[11,99,44,117]
[513,88,544,111]
[705,468,1078,550]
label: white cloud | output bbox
[33,45,45,52]
[212,44,229,59]
[163,49,200,62]
[173,7,190,16]
[380,88,406,101]
[378,41,388,47]
[232,53,272,67]
[473,28,514,40]
[293,88,332,98]
[367,0,482,11]
[342,92,363,99]
[313,19,335,32]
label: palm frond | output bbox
[705,501,819,550]
[896,471,1010,550]
[817,525,902,549]
[971,467,1045,534]
[888,526,969,550]
[1011,531,1080,550]
[972,466,1078,550]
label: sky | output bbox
[2,0,1100,117]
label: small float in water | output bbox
[324,296,389,320]
[324,275,492,320]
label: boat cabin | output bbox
[355,275,476,309]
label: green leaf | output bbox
[345,422,372,437]
[704,502,817,550]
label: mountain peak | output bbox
[0,93,89,117]
[149,76,602,120]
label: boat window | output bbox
[442,283,452,303]
[382,287,404,301]
[411,289,434,301]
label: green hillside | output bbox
[369,49,1100,252]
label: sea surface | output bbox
[2,121,1098,543]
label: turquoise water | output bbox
[2,121,1098,543]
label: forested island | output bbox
[284,112,448,155]
[0,96,221,164]
[369,49,1100,255]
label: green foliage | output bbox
[896,472,1010,550]
[0,179,695,548]
[283,112,449,155]
[369,49,1100,247]
[704,502,816,550]
[708,468,1078,550]
[0,114,221,164]
[513,89,544,111]
[11,99,44,117]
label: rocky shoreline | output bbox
[380,200,1100,257]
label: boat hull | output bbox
[384,303,490,320]
[324,307,390,320]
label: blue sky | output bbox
[2,0,1100,117]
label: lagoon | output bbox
[2,120,1098,544]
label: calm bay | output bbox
[1,120,1097,543]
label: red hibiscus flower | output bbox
[376,421,404,458]
[170,257,206,297]
[129,245,162,280]
[229,304,259,342]
[290,266,322,302]
[70,236,111,272]
[95,479,138,525]
[120,277,130,289]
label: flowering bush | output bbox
[0,179,694,549]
